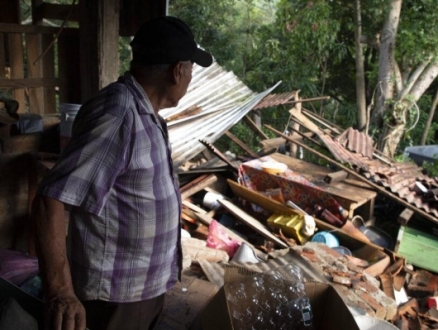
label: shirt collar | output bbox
[119,71,155,116]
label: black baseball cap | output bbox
[130,16,213,67]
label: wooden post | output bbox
[79,0,120,102]
[289,90,301,157]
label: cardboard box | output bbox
[200,266,359,330]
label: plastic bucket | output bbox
[311,231,339,248]
[59,103,81,150]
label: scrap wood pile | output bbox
[173,108,438,329]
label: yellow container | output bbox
[267,213,309,244]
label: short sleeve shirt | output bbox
[37,72,182,302]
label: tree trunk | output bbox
[373,0,401,155]
[353,0,367,131]
[379,62,438,156]
[421,89,438,145]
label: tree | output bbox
[371,0,438,157]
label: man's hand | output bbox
[45,291,86,330]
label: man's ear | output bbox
[171,61,185,85]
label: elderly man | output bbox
[32,16,212,330]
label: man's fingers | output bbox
[75,313,87,330]
[62,314,76,330]
[48,309,63,330]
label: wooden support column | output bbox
[79,0,120,102]
[289,90,301,157]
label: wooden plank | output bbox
[0,23,78,35]
[259,137,285,150]
[0,78,66,88]
[0,33,5,78]
[218,199,288,248]
[79,0,120,102]
[25,33,44,114]
[243,115,269,140]
[7,33,26,113]
[180,174,218,201]
[224,131,259,158]
[325,171,349,184]
[41,34,56,114]
[182,200,207,214]
[397,208,414,226]
[227,179,379,250]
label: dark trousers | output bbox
[82,294,164,330]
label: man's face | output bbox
[163,61,193,109]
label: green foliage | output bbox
[423,159,438,177]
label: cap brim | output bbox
[191,48,213,67]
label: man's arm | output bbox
[32,195,86,330]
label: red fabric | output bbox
[238,156,344,219]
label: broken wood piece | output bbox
[285,95,330,105]
[397,208,415,226]
[182,200,207,215]
[324,170,349,184]
[199,139,239,173]
[224,131,259,158]
[218,199,288,248]
[180,174,218,200]
[379,273,396,300]
[243,115,269,140]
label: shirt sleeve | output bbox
[37,88,133,216]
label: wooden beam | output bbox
[218,199,288,248]
[224,131,259,158]
[25,34,44,114]
[285,96,331,105]
[0,78,66,88]
[243,115,269,140]
[324,171,349,184]
[34,3,80,22]
[180,174,218,201]
[265,124,438,224]
[0,23,78,35]
[8,33,26,113]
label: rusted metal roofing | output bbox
[293,112,438,219]
[253,91,296,110]
[162,61,281,165]
[335,127,374,158]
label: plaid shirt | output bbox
[37,72,182,302]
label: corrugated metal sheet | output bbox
[287,111,438,219]
[163,61,280,165]
[314,128,438,218]
[335,127,373,158]
[253,91,296,110]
